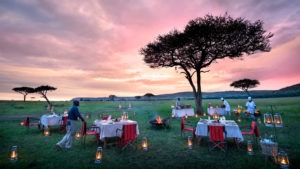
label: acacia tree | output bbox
[140,14,273,114]
[230,78,260,96]
[12,87,35,102]
[144,93,155,101]
[34,85,57,107]
[108,94,117,101]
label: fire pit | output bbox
[149,116,170,129]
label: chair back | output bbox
[181,118,185,130]
[102,116,109,120]
[209,125,225,141]
[62,116,68,125]
[120,123,137,147]
[254,126,260,137]
[81,121,87,136]
[24,117,30,126]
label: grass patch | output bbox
[0,97,300,169]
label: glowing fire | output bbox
[156,116,162,124]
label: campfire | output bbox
[149,116,170,129]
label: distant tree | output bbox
[230,79,260,96]
[12,87,35,102]
[135,96,141,100]
[140,13,273,114]
[34,85,57,107]
[144,93,155,100]
[108,94,116,101]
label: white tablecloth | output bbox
[93,119,139,140]
[207,108,226,115]
[172,108,195,117]
[195,120,244,142]
[40,114,66,127]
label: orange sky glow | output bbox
[0,0,299,101]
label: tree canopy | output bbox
[35,85,57,106]
[12,87,35,102]
[230,78,260,96]
[140,13,273,114]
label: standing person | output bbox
[56,100,85,150]
[221,97,231,116]
[176,98,182,109]
[245,96,256,118]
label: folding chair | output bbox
[81,121,100,145]
[181,118,196,138]
[116,123,137,151]
[59,116,68,132]
[208,125,227,152]
[23,117,41,129]
[241,121,260,144]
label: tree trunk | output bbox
[23,94,26,102]
[195,69,203,115]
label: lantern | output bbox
[194,114,198,118]
[122,112,128,120]
[128,103,132,109]
[212,113,219,120]
[142,137,148,151]
[185,114,188,119]
[118,104,122,109]
[264,112,274,127]
[277,151,289,168]
[171,105,175,109]
[203,112,207,117]
[187,136,193,149]
[85,114,90,119]
[64,109,68,115]
[75,131,81,140]
[237,116,242,123]
[273,114,283,127]
[44,128,50,136]
[10,146,18,162]
[20,122,24,126]
[247,140,253,155]
[133,112,136,116]
[257,118,262,124]
[95,147,103,164]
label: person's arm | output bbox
[78,115,85,122]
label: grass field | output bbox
[0,97,299,169]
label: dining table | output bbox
[207,107,226,116]
[93,119,139,148]
[172,108,195,117]
[195,119,244,143]
[40,113,67,129]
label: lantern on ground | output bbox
[237,116,242,123]
[44,128,50,136]
[203,112,207,117]
[142,137,148,151]
[247,140,253,155]
[95,147,103,164]
[128,103,132,109]
[277,151,289,168]
[20,122,24,126]
[118,104,122,109]
[257,118,262,124]
[75,131,81,140]
[133,112,136,116]
[171,105,175,109]
[274,114,283,127]
[264,112,274,127]
[187,136,193,149]
[10,146,18,162]
[194,114,198,118]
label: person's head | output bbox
[177,98,180,101]
[73,100,80,106]
[248,97,252,101]
[221,97,224,101]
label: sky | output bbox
[0,0,299,101]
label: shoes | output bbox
[56,144,62,151]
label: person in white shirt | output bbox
[221,97,231,116]
[245,96,256,118]
[176,98,182,109]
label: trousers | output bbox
[56,120,77,149]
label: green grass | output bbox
[0,97,300,169]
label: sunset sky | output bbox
[0,0,299,101]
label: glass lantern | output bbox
[277,151,289,168]
[185,114,188,119]
[44,128,50,136]
[274,114,283,127]
[75,131,81,140]
[118,104,122,109]
[212,113,219,120]
[264,112,274,127]
[95,147,103,164]
[247,140,253,155]
[187,136,193,149]
[128,103,132,109]
[142,137,148,151]
[10,146,18,162]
